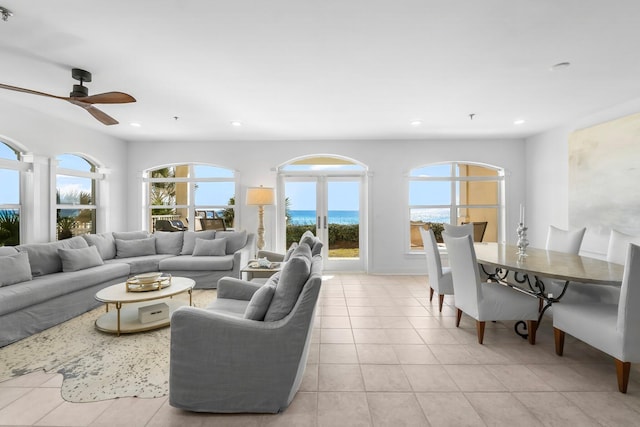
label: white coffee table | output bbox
[94,276,195,335]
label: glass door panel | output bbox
[327,180,360,260]
[284,180,318,248]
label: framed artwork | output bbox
[569,112,640,236]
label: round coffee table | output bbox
[94,276,195,335]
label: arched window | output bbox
[409,162,504,250]
[0,141,24,246]
[144,164,236,232]
[55,154,100,240]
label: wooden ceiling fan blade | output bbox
[0,83,66,100]
[77,92,136,104]
[68,99,119,125]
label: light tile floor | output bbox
[1,273,640,426]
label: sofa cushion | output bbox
[106,254,173,275]
[0,262,130,317]
[193,238,226,256]
[17,236,89,277]
[115,237,157,258]
[244,284,276,321]
[216,230,247,254]
[0,246,18,256]
[154,231,184,255]
[0,252,32,287]
[82,233,116,260]
[113,231,150,241]
[58,245,104,272]
[264,244,312,321]
[299,231,323,256]
[158,255,234,271]
[181,230,216,255]
[205,298,250,318]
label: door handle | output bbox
[317,216,321,229]
[324,215,327,229]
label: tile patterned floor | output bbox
[1,273,640,426]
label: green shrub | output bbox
[286,223,359,248]
[426,222,445,242]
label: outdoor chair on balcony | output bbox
[156,219,188,232]
[200,218,226,231]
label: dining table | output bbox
[472,242,624,339]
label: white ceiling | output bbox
[1,0,640,142]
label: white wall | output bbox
[525,97,640,257]
[0,101,129,242]
[127,138,525,274]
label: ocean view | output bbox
[289,210,359,225]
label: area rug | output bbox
[0,289,215,402]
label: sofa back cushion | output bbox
[58,245,105,272]
[193,238,226,256]
[17,236,88,276]
[115,237,157,258]
[113,231,150,241]
[154,231,184,255]
[264,244,312,321]
[181,230,216,255]
[0,252,32,287]
[215,230,248,254]
[299,231,323,256]
[82,232,116,260]
[244,284,276,321]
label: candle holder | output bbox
[516,222,529,257]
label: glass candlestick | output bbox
[516,222,529,257]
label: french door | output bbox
[282,175,365,271]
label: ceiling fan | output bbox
[0,68,136,125]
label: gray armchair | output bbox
[169,254,323,413]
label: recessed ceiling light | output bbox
[550,62,571,71]
[410,120,422,127]
[230,120,242,127]
[129,122,141,127]
[514,119,525,125]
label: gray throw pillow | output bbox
[0,252,32,287]
[311,239,323,256]
[115,237,157,258]
[283,243,298,262]
[112,230,150,241]
[264,244,312,321]
[154,231,184,255]
[17,236,88,276]
[58,245,104,272]
[0,246,18,256]
[181,230,216,255]
[244,284,276,321]
[216,230,248,254]
[192,238,226,256]
[82,232,116,260]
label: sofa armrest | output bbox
[217,277,262,300]
[257,250,285,262]
[229,233,256,279]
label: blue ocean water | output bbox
[289,210,359,225]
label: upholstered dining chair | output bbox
[419,227,453,312]
[545,225,586,254]
[443,232,540,344]
[553,243,640,393]
[443,223,474,239]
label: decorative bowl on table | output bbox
[134,272,163,284]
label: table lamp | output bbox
[246,186,275,251]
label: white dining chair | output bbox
[553,243,640,393]
[545,225,586,254]
[419,227,453,312]
[443,232,540,344]
[443,223,474,239]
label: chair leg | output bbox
[476,321,486,344]
[526,320,537,345]
[456,309,463,327]
[553,327,565,356]
[438,294,445,312]
[429,287,434,302]
[615,359,631,393]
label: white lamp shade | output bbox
[246,186,275,206]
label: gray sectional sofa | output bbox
[0,229,255,347]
